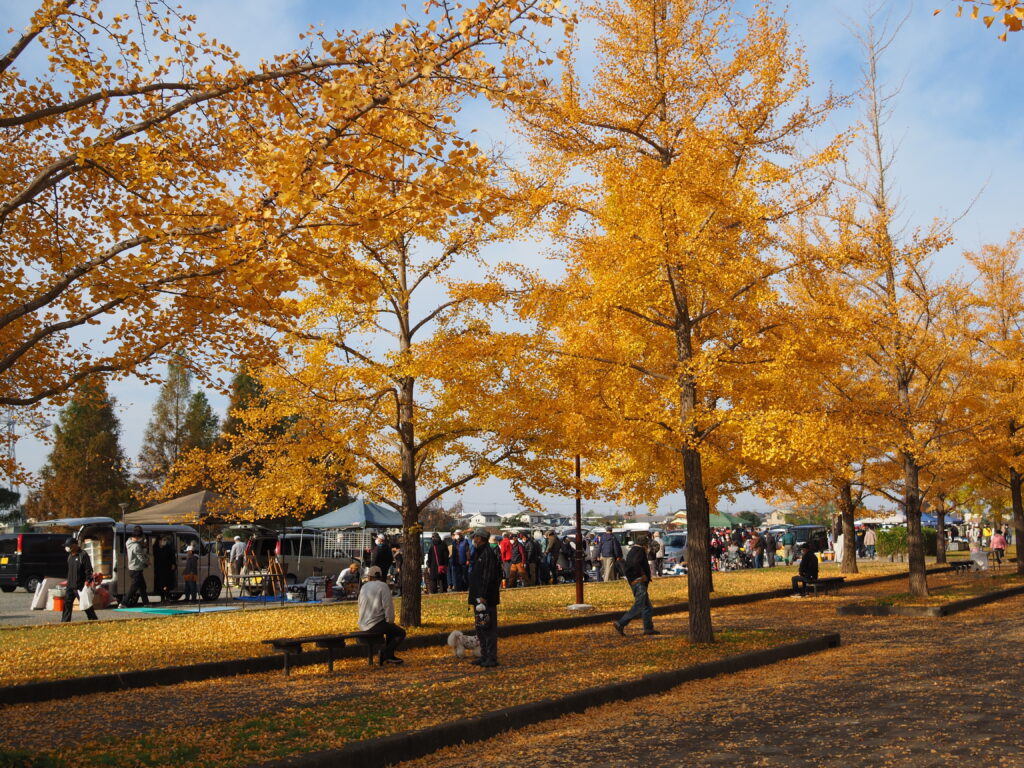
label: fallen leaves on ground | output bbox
[0,562,905,686]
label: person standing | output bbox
[498,533,513,587]
[468,529,501,667]
[750,531,765,569]
[782,528,796,565]
[599,527,623,582]
[358,566,406,664]
[61,538,98,622]
[370,534,393,577]
[123,525,150,607]
[543,531,561,585]
[181,545,199,602]
[613,533,657,636]
[791,544,819,597]
[509,532,529,587]
[426,533,449,594]
[763,531,777,568]
[652,532,666,577]
[229,535,246,581]
[153,535,176,602]
[863,526,877,559]
[525,531,541,586]
[990,528,1007,564]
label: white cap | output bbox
[234,536,242,541]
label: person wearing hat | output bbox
[122,525,151,607]
[357,565,405,664]
[599,526,623,582]
[62,538,98,622]
[182,544,199,603]
[468,529,502,667]
[229,535,246,583]
[613,532,657,636]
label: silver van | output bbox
[37,517,223,602]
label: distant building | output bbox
[467,512,502,529]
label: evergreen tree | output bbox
[136,356,194,491]
[221,369,263,437]
[182,391,219,451]
[30,378,132,518]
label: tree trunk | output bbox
[935,494,947,565]
[837,481,859,574]
[902,452,928,596]
[683,446,713,643]
[1011,467,1024,576]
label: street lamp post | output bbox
[568,454,593,612]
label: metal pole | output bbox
[574,454,584,605]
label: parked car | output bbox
[663,531,687,568]
[36,517,224,603]
[0,532,69,593]
[789,525,829,553]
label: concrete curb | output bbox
[0,566,938,706]
[255,632,841,768]
[837,582,1024,618]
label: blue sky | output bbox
[6,1,1022,516]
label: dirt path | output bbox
[396,575,1024,768]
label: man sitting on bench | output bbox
[358,565,406,664]
[791,543,819,597]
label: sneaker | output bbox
[612,622,625,636]
[643,629,660,635]
[383,656,404,665]
[469,658,484,666]
[480,660,499,667]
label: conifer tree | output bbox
[30,378,132,519]
[136,357,194,491]
[182,392,220,452]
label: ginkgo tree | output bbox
[166,83,549,626]
[935,2,1024,39]
[512,0,842,642]
[0,0,559,479]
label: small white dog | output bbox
[447,630,482,659]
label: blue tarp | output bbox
[302,499,402,529]
[920,513,964,526]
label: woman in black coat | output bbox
[152,536,176,602]
[426,533,449,594]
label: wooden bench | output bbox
[806,577,845,596]
[262,630,385,676]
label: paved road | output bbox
[395,574,1024,768]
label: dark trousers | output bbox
[476,604,498,663]
[367,620,406,660]
[61,587,98,622]
[184,576,198,601]
[617,580,653,632]
[792,575,816,595]
[125,569,149,606]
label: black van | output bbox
[0,533,69,593]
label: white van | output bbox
[37,517,223,603]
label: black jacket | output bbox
[468,543,501,606]
[370,544,393,574]
[66,551,93,591]
[798,550,819,581]
[622,544,651,583]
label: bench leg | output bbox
[283,650,291,677]
[327,646,334,673]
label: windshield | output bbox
[665,534,686,548]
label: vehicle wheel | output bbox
[200,576,222,601]
[23,576,41,594]
[1,585,15,593]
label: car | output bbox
[246,532,356,587]
[789,525,829,553]
[663,531,687,566]
[0,532,69,593]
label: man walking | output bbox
[782,528,796,565]
[599,526,623,582]
[62,538,98,622]
[358,566,406,664]
[863,526,877,559]
[763,530,777,568]
[613,533,657,636]
[123,525,150,607]
[468,529,501,667]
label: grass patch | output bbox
[0,561,902,687]
[871,573,1024,606]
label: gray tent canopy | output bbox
[124,490,231,525]
[303,499,402,529]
